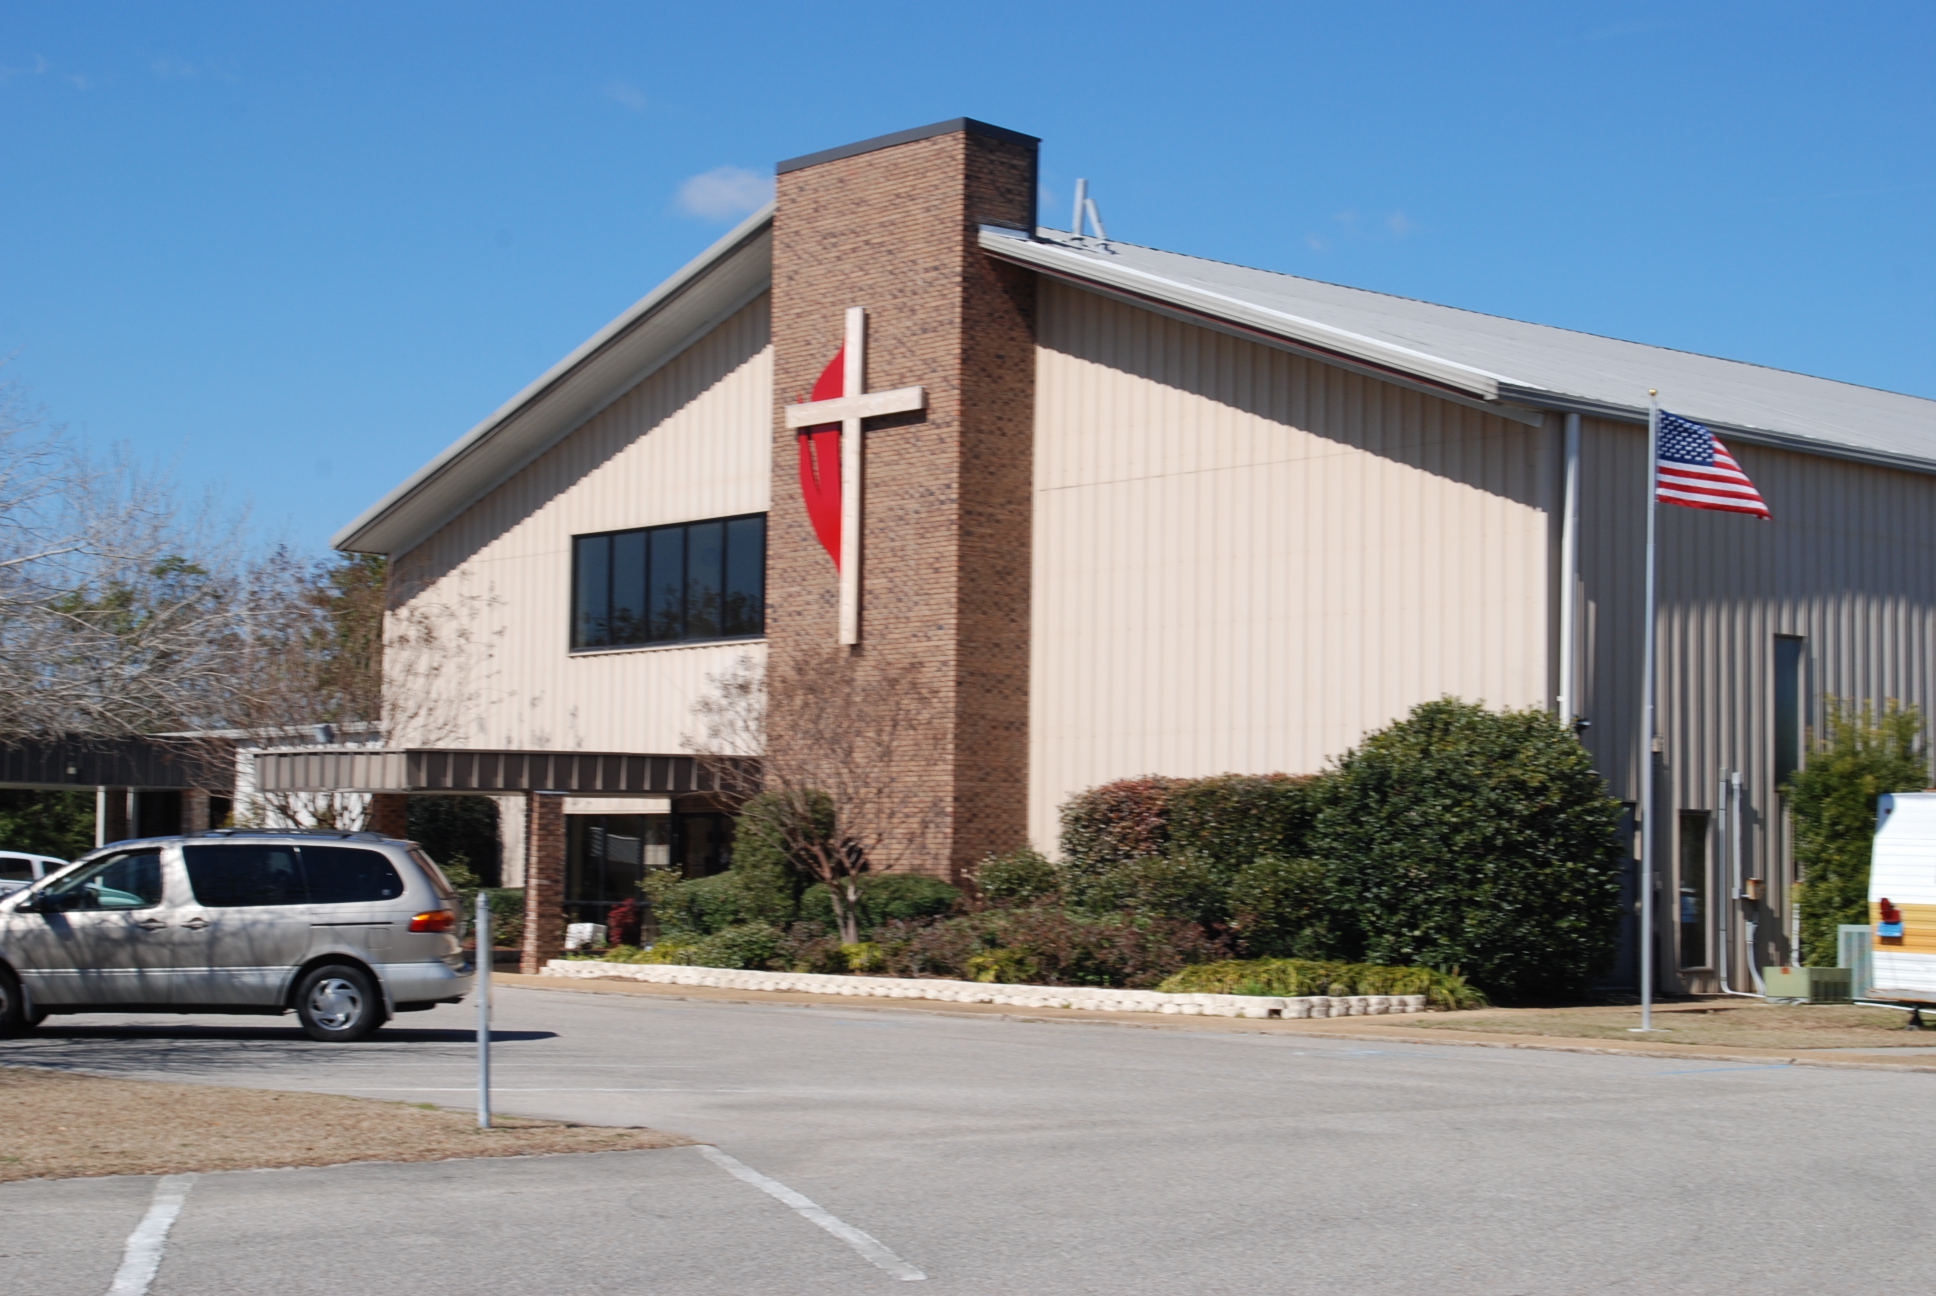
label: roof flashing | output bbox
[777,118,1039,174]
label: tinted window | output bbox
[0,855,30,882]
[572,514,764,650]
[302,846,406,904]
[43,851,163,910]
[183,845,306,907]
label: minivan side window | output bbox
[183,846,306,907]
[0,855,30,882]
[302,846,405,904]
[39,851,163,911]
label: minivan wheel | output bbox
[0,967,33,1037]
[294,965,385,1043]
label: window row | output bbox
[572,514,765,651]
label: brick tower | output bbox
[766,119,1038,882]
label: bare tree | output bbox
[0,383,245,741]
[219,556,503,830]
[686,648,947,944]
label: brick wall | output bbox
[767,123,1038,882]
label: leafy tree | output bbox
[1311,698,1624,1000]
[0,789,95,860]
[1784,700,1928,966]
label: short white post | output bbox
[475,890,492,1129]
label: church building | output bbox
[268,119,1936,991]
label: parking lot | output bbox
[3,984,1931,1295]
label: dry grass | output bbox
[1389,1000,1929,1049]
[0,1067,694,1182]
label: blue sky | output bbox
[3,1,1930,553]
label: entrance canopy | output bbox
[0,737,232,792]
[254,747,753,796]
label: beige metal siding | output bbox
[388,295,772,753]
[1029,280,1557,852]
[1574,416,1936,987]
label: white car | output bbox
[0,853,69,896]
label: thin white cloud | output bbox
[66,73,91,91]
[0,54,50,84]
[1305,233,1331,253]
[675,165,774,222]
[604,80,647,111]
[1386,211,1418,237]
[148,54,201,77]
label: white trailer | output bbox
[1869,792,1936,1004]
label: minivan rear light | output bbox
[409,910,456,933]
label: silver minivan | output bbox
[0,829,474,1042]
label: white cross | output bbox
[782,307,926,645]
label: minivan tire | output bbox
[294,964,385,1043]
[0,967,33,1037]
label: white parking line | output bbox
[107,1173,196,1296]
[693,1145,926,1282]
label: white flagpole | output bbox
[1634,391,1661,1033]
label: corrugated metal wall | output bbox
[1576,416,1936,988]
[388,295,773,753]
[1028,281,1557,853]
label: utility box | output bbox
[1763,966,1853,1003]
[1839,925,1874,1000]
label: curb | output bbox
[541,959,1427,1019]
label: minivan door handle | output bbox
[180,916,211,931]
[135,917,169,931]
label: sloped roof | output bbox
[336,200,1936,556]
[333,205,775,556]
[982,227,1936,473]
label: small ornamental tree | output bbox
[1311,698,1624,1000]
[1784,700,1928,966]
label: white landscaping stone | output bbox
[540,960,1431,1019]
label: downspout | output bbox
[1716,769,1759,996]
[1738,770,1766,993]
[1558,413,1581,725]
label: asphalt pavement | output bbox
[2,984,1928,1295]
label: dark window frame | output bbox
[570,513,766,652]
[1676,810,1711,970]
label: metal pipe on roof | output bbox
[1072,179,1087,237]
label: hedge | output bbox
[1159,958,1487,1010]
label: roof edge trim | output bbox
[332,203,776,554]
[1500,385,1936,477]
[980,227,1509,401]
[778,118,1038,174]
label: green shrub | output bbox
[973,848,1060,905]
[1225,856,1335,958]
[1166,775,1324,874]
[1311,698,1624,1001]
[1065,852,1233,928]
[1058,774,1323,879]
[1159,958,1487,1011]
[1786,700,1929,965]
[798,874,961,933]
[867,908,1231,988]
[1058,777,1179,879]
[643,854,802,938]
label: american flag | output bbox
[1657,410,1771,519]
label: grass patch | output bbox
[1390,1000,1930,1049]
[0,1067,693,1182]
